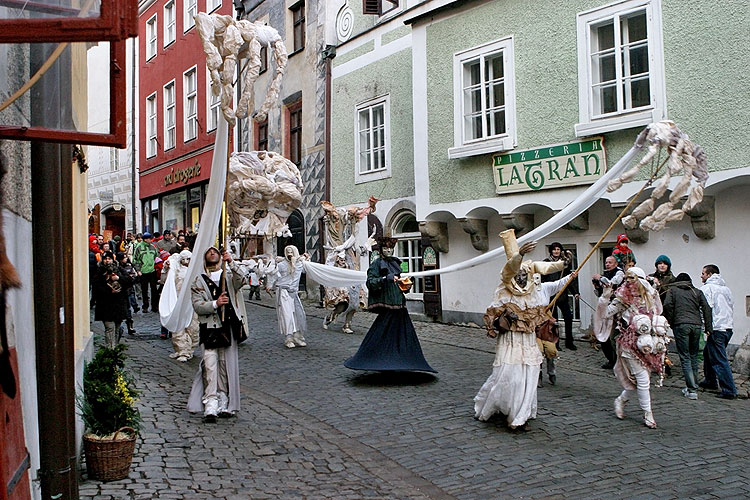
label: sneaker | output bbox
[293,335,307,347]
[614,396,625,419]
[284,339,296,349]
[699,380,719,391]
[342,326,354,334]
[682,388,698,400]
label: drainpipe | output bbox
[322,45,335,203]
[30,41,78,498]
[131,38,137,232]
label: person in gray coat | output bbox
[662,272,712,400]
[187,247,248,422]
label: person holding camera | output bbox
[92,251,134,348]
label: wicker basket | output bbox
[83,426,136,481]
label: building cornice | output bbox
[138,0,158,16]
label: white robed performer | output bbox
[187,247,248,422]
[606,266,668,429]
[161,250,200,362]
[474,230,573,429]
[268,245,309,348]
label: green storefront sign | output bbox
[492,137,606,194]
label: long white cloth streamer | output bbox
[160,117,230,331]
[302,138,646,287]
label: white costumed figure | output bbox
[606,266,668,429]
[320,198,377,334]
[168,250,199,362]
[474,230,572,429]
[269,245,309,348]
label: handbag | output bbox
[536,317,559,344]
[200,323,232,349]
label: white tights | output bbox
[619,357,651,412]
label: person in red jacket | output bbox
[611,234,635,268]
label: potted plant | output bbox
[78,344,141,481]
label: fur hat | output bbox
[377,236,398,249]
[549,242,564,253]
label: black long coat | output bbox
[93,263,133,322]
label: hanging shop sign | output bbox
[164,162,201,186]
[492,137,606,194]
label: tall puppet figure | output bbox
[474,230,572,429]
[344,237,436,373]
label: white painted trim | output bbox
[411,21,430,221]
[145,13,158,61]
[354,94,392,184]
[575,0,667,135]
[163,79,176,151]
[138,0,157,15]
[206,68,220,132]
[183,66,198,142]
[145,92,158,158]
[163,0,176,47]
[332,34,411,79]
[403,0,462,24]
[451,36,517,158]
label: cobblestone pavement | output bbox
[81,294,750,499]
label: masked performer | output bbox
[271,245,309,348]
[474,230,572,429]
[344,237,436,373]
[187,247,248,423]
[168,250,200,362]
[606,267,666,429]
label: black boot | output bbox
[126,320,136,335]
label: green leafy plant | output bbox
[78,344,141,437]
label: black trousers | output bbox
[550,293,574,345]
[140,271,159,311]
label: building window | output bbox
[291,2,305,53]
[449,36,516,159]
[256,119,268,151]
[392,211,423,297]
[355,95,390,184]
[162,190,187,233]
[146,93,157,157]
[259,45,268,74]
[110,149,119,171]
[362,0,399,16]
[164,81,176,150]
[207,71,220,132]
[575,0,666,137]
[146,15,157,60]
[207,0,222,12]
[184,68,197,142]
[288,103,302,166]
[184,0,197,32]
[164,1,176,47]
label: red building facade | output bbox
[138,0,232,235]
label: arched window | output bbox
[391,211,423,296]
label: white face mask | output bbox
[381,247,394,257]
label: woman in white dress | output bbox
[474,230,572,429]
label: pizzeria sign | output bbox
[492,137,606,194]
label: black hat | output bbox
[549,242,563,253]
[675,272,692,284]
[101,251,115,261]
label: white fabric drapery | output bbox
[161,117,230,332]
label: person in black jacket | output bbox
[662,272,712,400]
[92,252,134,348]
[542,242,578,350]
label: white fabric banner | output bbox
[161,117,229,331]
[303,261,367,288]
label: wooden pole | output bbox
[220,122,233,321]
[544,155,670,314]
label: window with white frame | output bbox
[164,1,176,47]
[146,15,157,60]
[184,68,197,141]
[207,71,220,131]
[355,95,390,184]
[164,81,176,150]
[207,0,221,12]
[392,211,423,297]
[184,0,197,32]
[146,93,157,157]
[575,0,666,137]
[449,36,516,159]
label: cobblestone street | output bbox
[81,294,750,499]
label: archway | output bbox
[102,205,126,241]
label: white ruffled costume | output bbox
[474,230,567,428]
